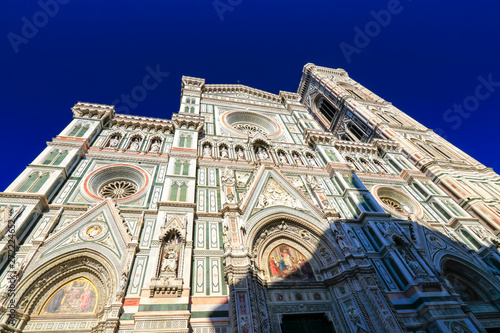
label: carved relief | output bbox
[256,178,302,209]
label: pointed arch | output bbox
[76,124,89,137]
[170,183,179,201]
[14,250,119,332]
[43,150,60,165]
[246,211,337,282]
[440,255,500,305]
[18,173,40,192]
[68,124,82,137]
[29,173,50,193]
[53,150,68,165]
[179,183,188,202]
[185,135,192,148]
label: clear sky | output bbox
[1,0,500,190]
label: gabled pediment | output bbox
[39,199,130,262]
[203,84,281,104]
[240,167,324,220]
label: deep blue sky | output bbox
[2,0,500,191]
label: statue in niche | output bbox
[278,152,288,164]
[347,229,362,252]
[203,145,212,157]
[292,152,303,165]
[236,147,245,160]
[160,232,181,276]
[119,273,128,292]
[161,250,178,273]
[222,226,230,250]
[150,140,161,153]
[109,136,120,148]
[307,154,317,166]
[400,249,427,277]
[220,146,229,158]
[129,137,141,151]
[333,229,351,255]
[470,226,488,240]
[257,147,269,160]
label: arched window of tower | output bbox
[315,97,337,123]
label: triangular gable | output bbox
[240,166,324,220]
[39,199,130,261]
[420,224,471,262]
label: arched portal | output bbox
[14,251,118,333]
[441,257,500,317]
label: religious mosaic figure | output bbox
[41,278,97,315]
[268,245,314,281]
[87,225,101,238]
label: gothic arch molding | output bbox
[14,250,119,332]
[247,213,338,282]
[245,208,329,245]
[438,254,500,300]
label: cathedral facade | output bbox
[2,64,500,332]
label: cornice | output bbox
[201,95,288,112]
[86,148,169,163]
[172,113,204,131]
[304,129,337,146]
[72,102,114,122]
[182,76,205,88]
[334,140,379,155]
[203,84,281,103]
[0,192,49,210]
[111,114,174,134]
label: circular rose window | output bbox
[99,180,138,199]
[83,164,149,201]
[372,185,422,219]
[222,111,281,137]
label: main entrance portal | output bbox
[281,313,335,333]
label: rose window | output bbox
[380,197,406,214]
[373,185,422,218]
[83,164,149,202]
[99,180,138,199]
[223,111,280,137]
[233,123,267,135]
